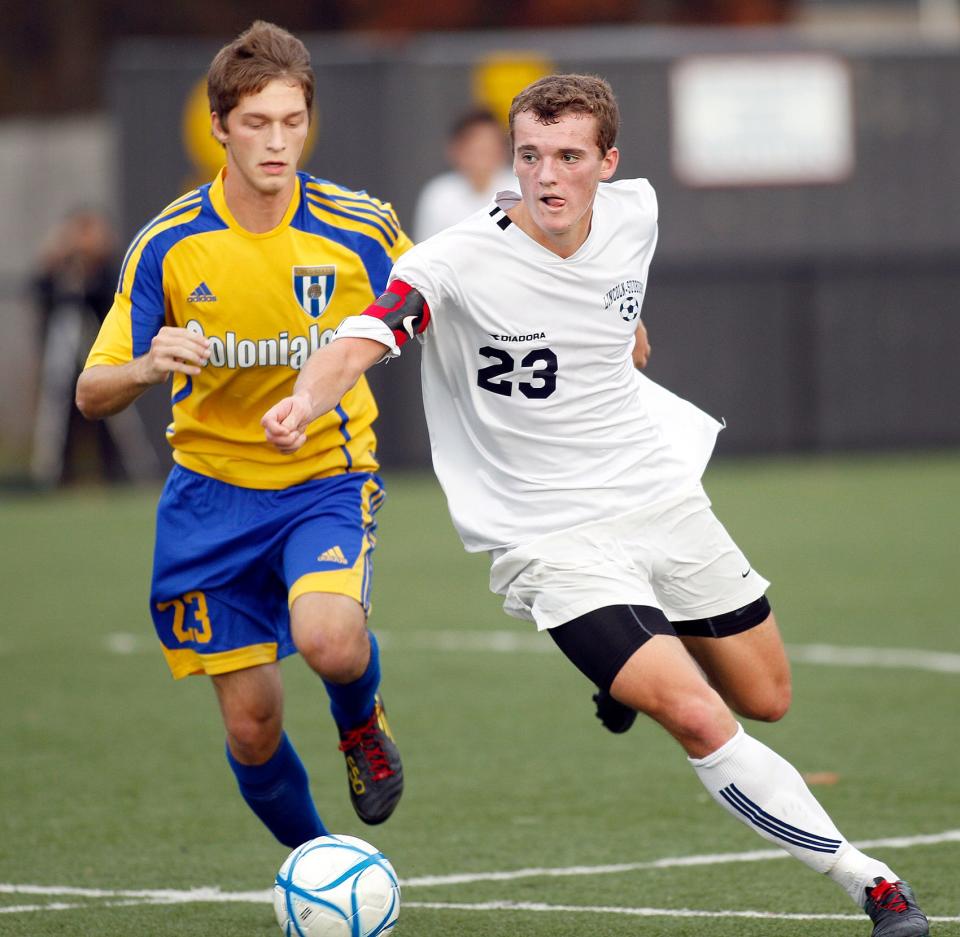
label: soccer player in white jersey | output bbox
[262,74,930,936]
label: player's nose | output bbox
[537,156,559,184]
[267,122,286,150]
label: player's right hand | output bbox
[140,326,210,384]
[262,393,313,454]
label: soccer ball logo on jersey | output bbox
[619,296,641,321]
[602,279,645,321]
[293,265,336,318]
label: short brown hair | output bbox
[449,107,501,141]
[508,74,620,154]
[207,21,314,125]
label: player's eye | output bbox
[562,153,580,162]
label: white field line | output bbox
[2,828,958,916]
[0,885,268,901]
[0,899,175,914]
[786,643,960,673]
[403,901,960,923]
[103,630,960,674]
[3,897,958,926]
[401,829,960,887]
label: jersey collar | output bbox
[208,167,301,239]
[493,190,600,265]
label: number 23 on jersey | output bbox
[476,346,558,399]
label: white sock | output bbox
[689,724,898,906]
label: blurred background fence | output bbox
[1,1,958,479]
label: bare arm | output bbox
[632,319,651,369]
[262,336,389,454]
[75,326,210,420]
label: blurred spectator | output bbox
[33,208,116,336]
[412,108,517,242]
[30,208,159,485]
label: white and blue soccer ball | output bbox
[273,834,400,937]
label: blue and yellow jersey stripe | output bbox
[304,180,404,244]
[84,168,412,489]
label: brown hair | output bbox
[449,107,501,141]
[508,74,620,154]
[207,21,314,125]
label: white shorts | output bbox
[488,484,770,632]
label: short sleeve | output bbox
[84,292,135,367]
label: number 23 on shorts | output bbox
[156,591,213,644]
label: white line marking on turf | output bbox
[786,643,960,674]
[385,631,960,675]
[104,632,143,654]
[403,901,960,923]
[401,828,960,887]
[3,828,958,916]
[3,895,958,925]
[0,899,171,914]
[0,885,268,903]
[104,630,960,675]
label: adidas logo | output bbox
[187,281,218,303]
[317,545,349,565]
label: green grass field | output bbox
[2,452,959,936]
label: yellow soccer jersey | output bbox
[85,169,412,488]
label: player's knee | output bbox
[641,687,731,751]
[734,670,792,723]
[675,696,729,745]
[292,595,368,681]
[224,708,283,762]
[742,679,792,723]
[298,627,367,682]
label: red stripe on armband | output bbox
[361,279,431,349]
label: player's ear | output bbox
[211,112,228,146]
[599,146,619,181]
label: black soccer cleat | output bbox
[338,694,403,825]
[864,878,930,937]
[592,688,637,734]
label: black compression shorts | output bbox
[548,596,771,691]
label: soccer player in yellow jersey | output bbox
[76,21,410,846]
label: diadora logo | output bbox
[487,331,547,342]
[187,281,218,303]
[317,545,349,565]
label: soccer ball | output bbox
[273,834,400,937]
[619,295,640,321]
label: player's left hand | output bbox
[262,393,313,453]
[632,320,651,369]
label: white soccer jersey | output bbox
[336,179,723,552]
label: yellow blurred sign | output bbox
[472,53,555,127]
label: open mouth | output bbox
[260,161,287,174]
[541,195,565,209]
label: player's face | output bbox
[450,122,508,189]
[212,78,310,200]
[511,110,618,257]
